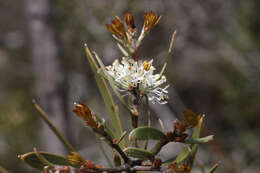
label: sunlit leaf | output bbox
[124,147,154,159]
[19,152,76,170]
[129,127,167,141]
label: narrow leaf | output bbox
[129,127,167,141]
[84,44,125,148]
[124,147,154,159]
[184,135,214,144]
[33,148,54,167]
[18,152,75,170]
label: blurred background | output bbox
[0,0,260,172]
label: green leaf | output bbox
[19,152,75,170]
[175,116,205,167]
[184,135,214,144]
[129,127,167,141]
[84,45,125,148]
[124,147,154,159]
[208,162,220,173]
[192,115,204,139]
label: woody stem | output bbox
[130,93,140,147]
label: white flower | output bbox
[105,57,169,104]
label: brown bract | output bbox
[143,11,162,33]
[106,16,127,41]
[73,102,98,129]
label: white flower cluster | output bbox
[105,57,169,104]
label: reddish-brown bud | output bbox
[113,139,118,144]
[152,158,162,169]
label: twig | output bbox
[32,100,76,152]
[160,30,177,77]
[82,165,168,173]
[97,128,130,164]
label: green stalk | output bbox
[160,30,177,77]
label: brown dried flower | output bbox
[143,11,162,33]
[125,13,136,34]
[73,102,98,129]
[106,16,127,41]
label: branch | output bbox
[82,165,168,173]
[97,128,130,164]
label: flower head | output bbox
[105,57,169,104]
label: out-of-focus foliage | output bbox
[1,0,260,172]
